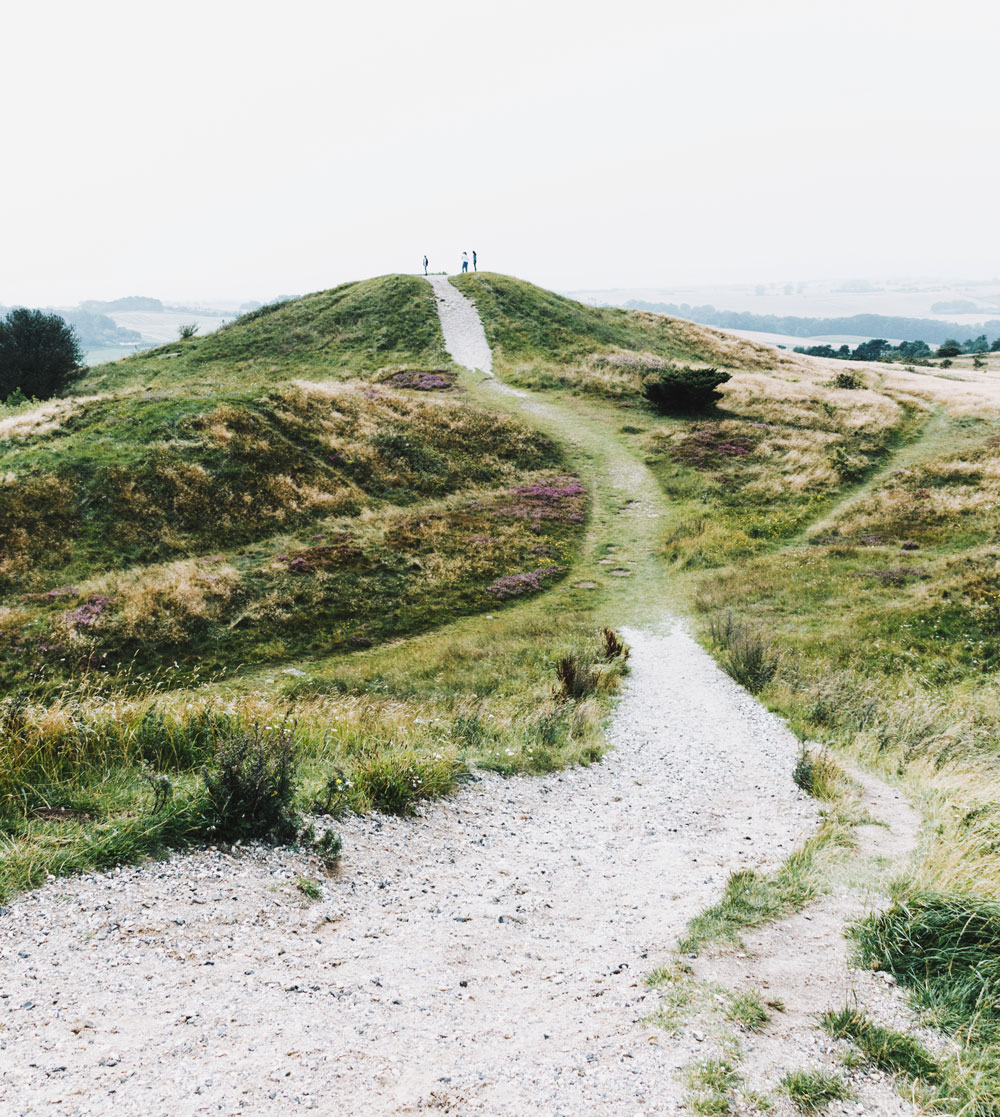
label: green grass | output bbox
[725,989,771,1031]
[683,1057,743,1116]
[684,406,1000,1109]
[852,891,1000,1045]
[75,274,450,393]
[678,813,854,954]
[822,1008,941,1083]
[452,272,790,398]
[779,1068,851,1113]
[0,382,583,691]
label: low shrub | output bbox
[642,366,731,413]
[201,723,301,841]
[314,829,343,869]
[832,370,864,390]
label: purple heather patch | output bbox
[493,475,586,525]
[66,594,114,628]
[384,369,457,391]
[485,566,563,600]
[46,585,79,599]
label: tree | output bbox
[937,339,962,358]
[0,308,82,401]
[852,338,889,362]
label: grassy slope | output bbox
[452,271,800,395]
[76,274,450,393]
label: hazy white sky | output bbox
[4,0,998,304]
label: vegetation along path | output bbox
[0,280,926,1114]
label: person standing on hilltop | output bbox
[461,251,469,273]
[422,255,428,275]
[473,250,477,272]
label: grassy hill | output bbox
[77,274,449,393]
[452,272,801,395]
[10,272,1000,1107]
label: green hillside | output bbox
[77,274,449,393]
[0,381,582,691]
[452,272,798,395]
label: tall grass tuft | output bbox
[852,890,1000,1043]
[708,611,780,694]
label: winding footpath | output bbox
[0,280,921,1116]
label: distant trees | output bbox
[937,340,963,358]
[0,309,82,401]
[793,336,993,363]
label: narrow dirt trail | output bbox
[0,283,924,1115]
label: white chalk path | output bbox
[427,275,493,375]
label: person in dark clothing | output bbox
[473,250,477,271]
[422,255,428,275]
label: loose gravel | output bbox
[0,625,819,1115]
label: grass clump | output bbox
[296,876,322,900]
[708,611,780,694]
[679,810,855,953]
[852,890,1000,1044]
[792,749,844,801]
[779,1068,851,1113]
[201,723,301,842]
[725,989,771,1031]
[821,1007,940,1082]
[683,1057,742,1116]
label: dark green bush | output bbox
[832,370,863,390]
[642,366,731,413]
[201,723,301,841]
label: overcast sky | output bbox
[3,0,998,305]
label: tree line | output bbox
[794,335,1000,362]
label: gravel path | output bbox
[0,626,818,1116]
[427,276,493,374]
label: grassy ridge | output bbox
[453,272,798,396]
[0,381,588,690]
[76,274,449,393]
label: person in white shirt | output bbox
[461,251,469,273]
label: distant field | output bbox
[108,309,230,345]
